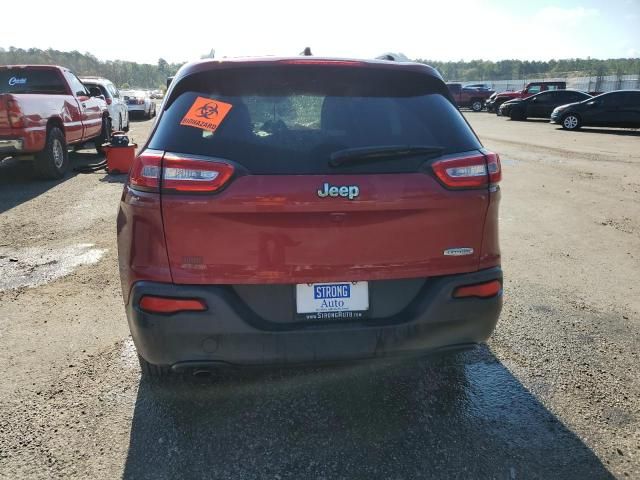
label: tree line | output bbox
[2,47,639,86]
[0,47,184,90]
[416,58,640,81]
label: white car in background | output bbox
[121,90,156,119]
[80,76,130,132]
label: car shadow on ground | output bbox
[0,155,86,215]
[553,127,640,136]
[0,148,128,214]
[122,346,614,479]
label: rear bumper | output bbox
[0,138,24,155]
[126,267,503,368]
[127,105,148,113]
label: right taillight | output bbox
[129,149,163,192]
[485,151,502,184]
[431,151,501,189]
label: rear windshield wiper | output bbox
[329,145,444,168]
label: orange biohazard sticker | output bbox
[180,96,233,132]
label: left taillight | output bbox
[129,149,163,192]
[129,151,235,194]
[432,151,501,189]
[162,153,234,193]
[6,98,24,128]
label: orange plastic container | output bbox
[104,143,137,174]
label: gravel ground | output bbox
[0,111,638,479]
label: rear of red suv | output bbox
[117,57,502,378]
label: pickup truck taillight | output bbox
[6,98,24,128]
[432,151,501,189]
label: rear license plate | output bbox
[296,282,369,320]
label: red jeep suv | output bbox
[117,57,503,378]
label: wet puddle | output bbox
[0,243,106,291]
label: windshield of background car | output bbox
[150,65,482,174]
[0,68,67,94]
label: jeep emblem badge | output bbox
[317,182,359,200]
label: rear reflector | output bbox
[162,153,234,193]
[453,280,502,299]
[432,151,501,189]
[129,149,163,192]
[139,296,207,314]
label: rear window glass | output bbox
[150,65,481,174]
[0,68,67,95]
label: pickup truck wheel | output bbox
[34,127,68,180]
[561,113,581,130]
[95,116,111,154]
[471,100,483,112]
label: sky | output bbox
[2,0,639,64]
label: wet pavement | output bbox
[122,348,612,480]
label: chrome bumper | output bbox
[0,138,24,152]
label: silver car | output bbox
[80,77,130,132]
[121,90,156,119]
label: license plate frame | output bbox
[295,281,369,321]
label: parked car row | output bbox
[498,89,640,130]
[0,64,164,179]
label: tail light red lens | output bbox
[129,149,163,192]
[162,154,234,193]
[432,151,501,189]
[106,98,113,105]
[453,280,502,299]
[139,295,207,314]
[485,151,502,184]
[6,98,24,128]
